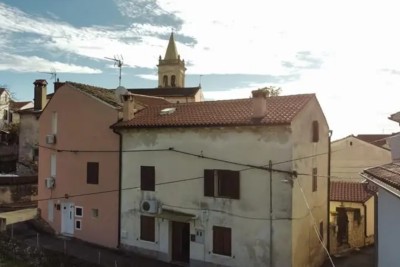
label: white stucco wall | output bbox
[331,136,392,182]
[290,97,329,267]
[120,126,295,267]
[378,188,400,267]
[365,196,374,238]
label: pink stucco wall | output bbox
[38,84,120,248]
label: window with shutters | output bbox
[319,221,324,241]
[141,166,155,191]
[204,169,240,199]
[312,168,317,192]
[312,120,319,142]
[87,162,99,184]
[140,215,155,242]
[213,226,231,256]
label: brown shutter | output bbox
[141,166,155,191]
[204,169,214,197]
[87,162,99,184]
[140,215,155,242]
[231,171,240,199]
[312,120,319,142]
[213,226,223,254]
[223,227,232,256]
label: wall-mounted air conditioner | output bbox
[45,177,55,189]
[46,134,56,144]
[140,200,158,214]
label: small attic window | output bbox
[160,107,176,115]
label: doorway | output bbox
[61,203,74,235]
[172,221,190,263]
[337,207,349,245]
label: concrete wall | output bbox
[18,113,39,175]
[378,188,400,267]
[290,97,329,267]
[331,136,391,182]
[38,85,120,248]
[120,125,294,267]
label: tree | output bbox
[256,86,282,97]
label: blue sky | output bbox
[0,0,399,138]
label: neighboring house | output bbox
[128,33,204,103]
[329,181,376,255]
[38,81,168,248]
[331,135,393,182]
[0,88,11,129]
[113,90,329,267]
[362,132,400,267]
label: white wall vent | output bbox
[45,177,55,189]
[140,200,158,214]
[46,134,56,144]
[160,107,176,115]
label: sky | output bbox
[0,0,399,139]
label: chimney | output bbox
[54,78,65,93]
[251,89,268,119]
[122,93,135,121]
[33,79,48,110]
[388,134,400,161]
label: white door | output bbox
[61,203,74,235]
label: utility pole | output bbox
[269,160,273,267]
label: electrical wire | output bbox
[295,178,335,267]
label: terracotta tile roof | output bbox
[10,101,31,111]
[364,161,400,190]
[128,87,201,97]
[356,134,396,147]
[114,94,315,128]
[330,181,376,202]
[130,94,169,106]
[389,111,400,123]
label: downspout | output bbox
[327,130,332,253]
[269,160,273,267]
[363,203,367,246]
[113,128,123,248]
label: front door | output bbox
[172,221,190,263]
[61,203,74,235]
[337,207,349,245]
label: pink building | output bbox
[38,82,168,248]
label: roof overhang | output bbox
[360,173,400,199]
[155,208,196,223]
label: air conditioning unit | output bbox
[140,200,158,214]
[45,177,55,189]
[46,134,56,144]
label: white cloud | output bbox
[0,53,101,74]
[136,74,158,81]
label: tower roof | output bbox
[164,32,179,60]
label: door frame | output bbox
[171,221,190,263]
[61,202,75,236]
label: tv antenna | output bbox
[105,55,124,86]
[39,68,57,82]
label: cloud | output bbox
[0,53,102,74]
[136,74,158,81]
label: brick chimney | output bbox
[122,93,135,121]
[33,79,47,110]
[54,79,65,93]
[251,89,268,119]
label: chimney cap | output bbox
[34,79,48,85]
[252,89,269,98]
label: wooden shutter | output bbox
[213,226,231,256]
[230,171,240,199]
[141,166,155,191]
[204,169,214,197]
[312,120,319,142]
[223,227,232,256]
[312,168,317,192]
[218,170,240,199]
[319,221,324,240]
[140,215,155,242]
[87,162,99,184]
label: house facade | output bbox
[38,81,168,248]
[114,91,329,266]
[329,181,375,255]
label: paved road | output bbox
[322,246,375,267]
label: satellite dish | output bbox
[115,86,128,103]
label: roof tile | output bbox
[330,181,376,202]
[364,161,400,190]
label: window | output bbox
[204,170,240,199]
[163,75,168,87]
[87,162,99,184]
[213,226,231,256]
[319,221,323,241]
[52,112,58,134]
[140,215,155,242]
[3,109,7,120]
[75,219,82,230]
[171,75,176,87]
[50,154,56,177]
[92,208,99,218]
[75,206,83,217]
[312,168,317,192]
[312,120,319,142]
[32,148,39,161]
[141,166,155,191]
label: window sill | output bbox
[138,239,157,244]
[211,252,233,258]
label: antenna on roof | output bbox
[105,55,124,86]
[39,68,57,82]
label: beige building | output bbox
[114,90,329,267]
[329,181,375,255]
[331,135,393,182]
[128,33,204,104]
